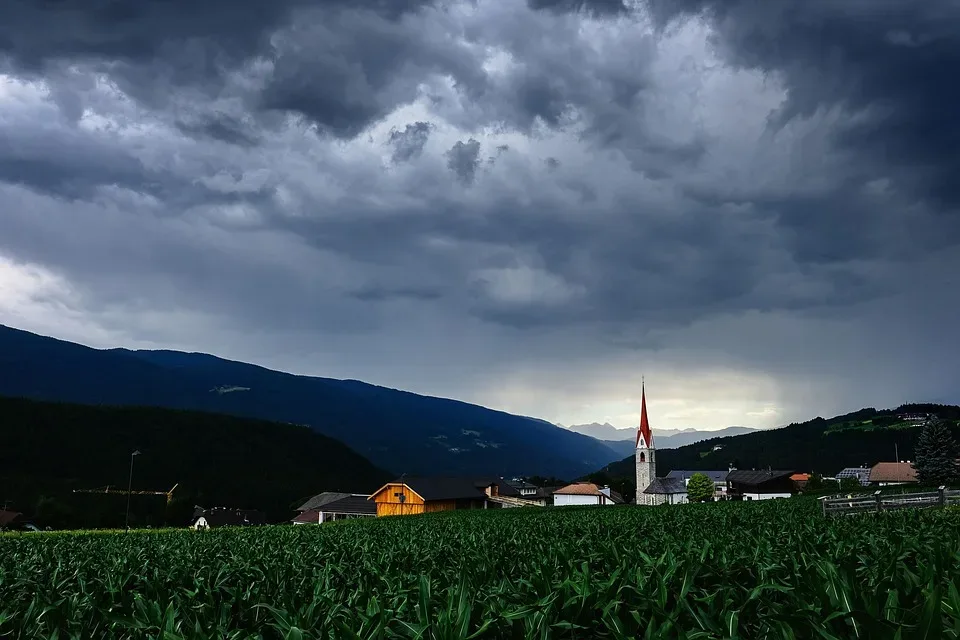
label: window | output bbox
[639,452,646,462]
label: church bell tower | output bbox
[635,381,656,505]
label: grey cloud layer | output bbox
[1,0,958,418]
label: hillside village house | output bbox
[726,470,795,500]
[869,462,919,486]
[368,476,527,516]
[553,482,623,506]
[293,492,376,524]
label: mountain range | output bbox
[0,325,622,479]
[563,422,760,458]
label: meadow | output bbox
[1,499,958,639]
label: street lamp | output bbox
[125,450,141,530]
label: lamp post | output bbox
[125,450,141,530]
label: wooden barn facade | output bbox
[369,477,519,516]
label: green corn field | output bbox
[1,499,959,639]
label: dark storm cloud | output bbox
[446,138,482,185]
[527,0,628,16]
[647,0,960,208]
[388,122,433,163]
[258,7,486,139]
[175,114,261,148]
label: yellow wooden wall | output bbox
[372,483,426,517]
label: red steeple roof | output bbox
[636,383,653,449]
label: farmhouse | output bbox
[190,507,266,529]
[553,482,623,506]
[869,462,918,486]
[368,476,525,516]
[726,469,795,500]
[293,492,376,524]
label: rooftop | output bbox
[869,462,918,483]
[644,477,687,495]
[665,470,729,483]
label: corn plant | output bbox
[1,498,958,638]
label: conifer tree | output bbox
[914,419,959,486]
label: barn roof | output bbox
[665,470,729,483]
[373,476,507,502]
[296,492,355,512]
[726,469,795,486]
[293,495,376,522]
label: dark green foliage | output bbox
[914,420,959,487]
[601,405,960,480]
[685,473,714,503]
[0,396,391,528]
[0,324,620,478]
[839,476,863,493]
[2,500,960,638]
[805,474,825,493]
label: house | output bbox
[642,477,688,505]
[665,470,730,499]
[790,473,811,490]
[368,476,522,516]
[506,478,539,498]
[726,469,795,500]
[553,482,623,506]
[191,507,267,529]
[293,492,376,524]
[836,467,872,487]
[869,462,918,486]
[524,486,562,506]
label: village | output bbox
[184,386,925,530]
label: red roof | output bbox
[636,384,653,449]
[869,462,918,483]
[554,482,603,496]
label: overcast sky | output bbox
[1,0,958,432]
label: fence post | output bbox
[939,486,946,507]
[820,496,827,517]
[874,490,882,513]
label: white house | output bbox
[553,482,623,506]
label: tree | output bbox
[805,474,825,493]
[914,419,959,486]
[839,476,862,493]
[686,473,715,503]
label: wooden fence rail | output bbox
[821,486,960,516]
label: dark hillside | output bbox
[0,395,391,529]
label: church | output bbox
[634,383,692,505]
[634,382,661,505]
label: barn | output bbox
[368,476,521,516]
